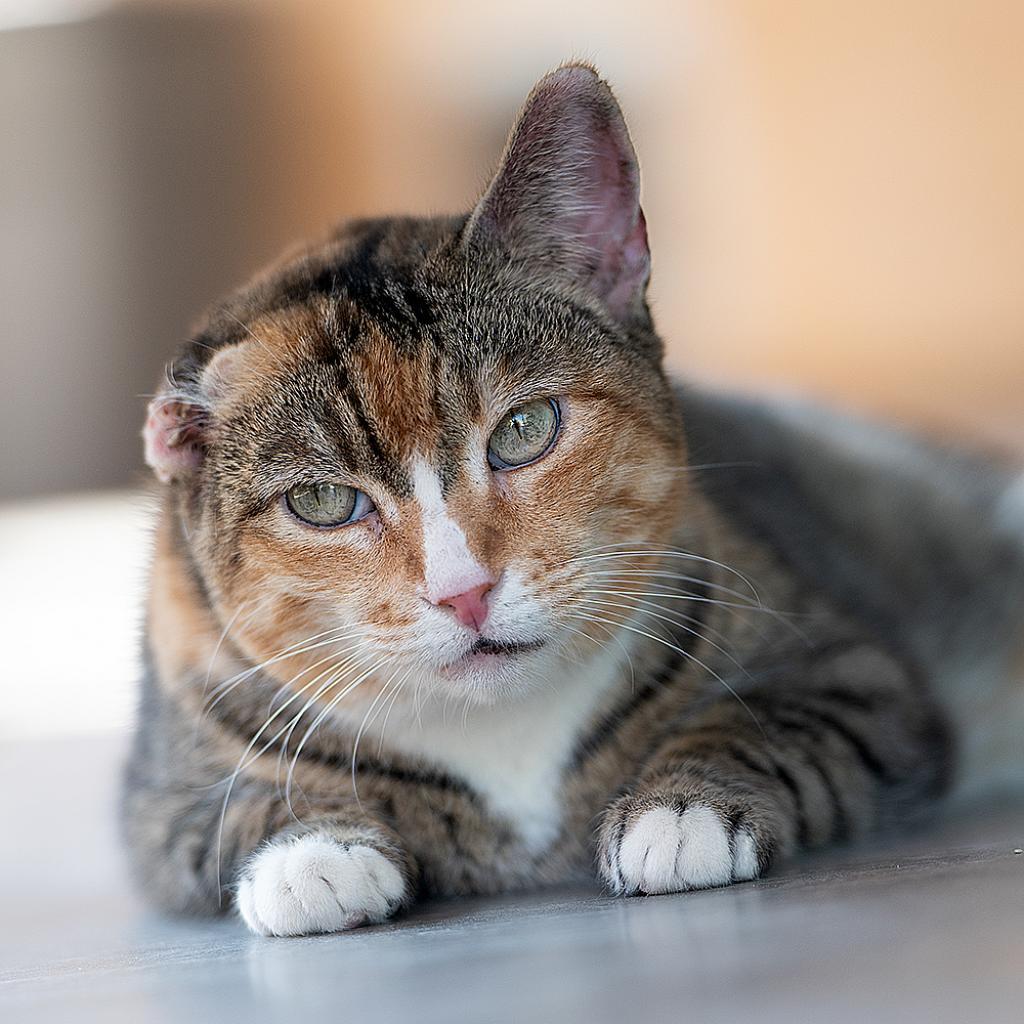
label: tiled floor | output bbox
[2,735,1022,1023]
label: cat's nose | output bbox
[433,581,494,632]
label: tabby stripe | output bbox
[344,377,391,476]
[316,753,479,804]
[790,738,851,843]
[772,702,898,784]
[206,698,478,803]
[718,740,777,780]
[767,757,811,847]
[812,685,885,713]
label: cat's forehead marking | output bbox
[337,327,495,499]
[410,456,491,603]
[345,333,446,451]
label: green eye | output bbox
[285,482,371,528]
[487,398,561,470]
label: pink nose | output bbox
[434,581,493,632]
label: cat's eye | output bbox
[487,398,561,470]
[284,482,374,528]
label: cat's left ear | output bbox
[464,63,650,325]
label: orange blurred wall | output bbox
[249,0,1023,449]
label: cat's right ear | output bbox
[463,63,650,325]
[143,345,245,483]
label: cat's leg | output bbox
[597,643,951,895]
[122,766,416,936]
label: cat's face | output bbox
[146,66,688,708]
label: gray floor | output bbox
[1,736,1022,1023]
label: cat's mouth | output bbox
[467,637,545,658]
[440,636,545,673]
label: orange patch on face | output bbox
[148,514,246,695]
[220,544,365,689]
[206,317,307,409]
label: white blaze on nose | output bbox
[411,458,491,604]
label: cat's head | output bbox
[145,65,689,707]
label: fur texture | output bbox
[122,64,1022,937]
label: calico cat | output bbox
[123,64,1024,936]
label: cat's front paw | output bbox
[598,798,763,896]
[236,833,408,937]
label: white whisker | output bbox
[570,604,766,740]
[211,635,375,898]
[281,655,396,811]
[348,663,401,810]
[577,592,752,682]
[204,626,365,714]
[376,665,416,758]
[581,566,763,608]
[567,541,762,602]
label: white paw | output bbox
[615,805,760,895]
[236,833,406,937]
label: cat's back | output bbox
[677,383,1024,795]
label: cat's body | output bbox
[123,65,1023,935]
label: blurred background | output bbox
[1,0,1022,736]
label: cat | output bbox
[123,63,1024,937]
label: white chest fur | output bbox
[336,648,628,852]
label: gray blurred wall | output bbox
[0,7,276,498]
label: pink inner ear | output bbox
[598,207,649,318]
[470,65,650,321]
[143,398,205,483]
[572,132,649,316]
